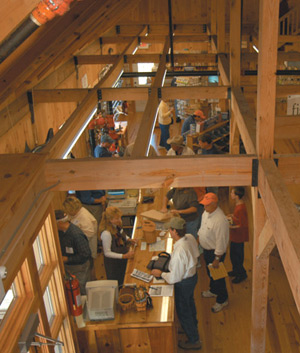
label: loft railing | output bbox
[279,4,300,35]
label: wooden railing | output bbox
[279,4,300,35]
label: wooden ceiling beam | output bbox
[0,0,106,110]
[131,38,170,157]
[100,34,210,44]
[257,219,275,259]
[42,35,140,159]
[75,53,217,65]
[33,86,228,103]
[278,35,300,43]
[161,86,228,100]
[218,54,230,85]
[277,154,300,184]
[44,155,255,191]
[33,87,150,103]
[242,51,300,64]
[231,87,257,154]
[33,0,144,83]
[0,0,142,111]
[275,116,300,139]
[103,24,208,36]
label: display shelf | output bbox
[186,118,230,153]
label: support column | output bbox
[251,0,280,352]
[229,0,241,155]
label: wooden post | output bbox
[210,0,217,35]
[251,0,280,352]
[217,0,226,53]
[229,0,241,155]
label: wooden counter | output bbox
[76,189,177,353]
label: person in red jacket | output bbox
[227,187,249,284]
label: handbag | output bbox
[147,251,171,272]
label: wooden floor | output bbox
[95,108,300,353]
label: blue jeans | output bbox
[175,273,199,343]
[230,242,246,276]
[203,249,228,304]
[186,218,199,239]
[159,123,170,150]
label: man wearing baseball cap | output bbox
[151,217,201,350]
[197,193,229,313]
[94,133,115,158]
[181,110,206,137]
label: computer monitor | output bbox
[106,189,126,199]
[85,280,118,321]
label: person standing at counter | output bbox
[198,193,229,313]
[157,99,173,150]
[161,187,199,239]
[76,189,106,225]
[99,206,136,285]
[55,210,92,295]
[63,196,98,260]
[151,217,201,351]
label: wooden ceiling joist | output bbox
[275,116,300,139]
[75,53,217,65]
[103,24,208,37]
[131,38,170,157]
[231,87,257,154]
[33,86,229,103]
[0,0,142,111]
[44,155,255,191]
[99,34,210,44]
[257,219,275,259]
[43,34,142,159]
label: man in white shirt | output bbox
[198,193,229,313]
[151,217,201,351]
[166,135,195,156]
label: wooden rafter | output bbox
[42,33,143,159]
[131,38,170,157]
[75,53,217,65]
[44,155,255,191]
[32,86,229,103]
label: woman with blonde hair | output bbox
[99,206,136,285]
[63,196,98,260]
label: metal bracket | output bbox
[274,158,279,167]
[148,88,152,96]
[252,159,259,187]
[138,36,141,46]
[227,87,231,100]
[116,25,120,34]
[157,88,162,99]
[202,24,207,33]
[97,89,102,101]
[73,56,79,80]
[27,91,35,124]
[99,37,103,55]
[124,55,127,63]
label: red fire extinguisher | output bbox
[65,274,83,316]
